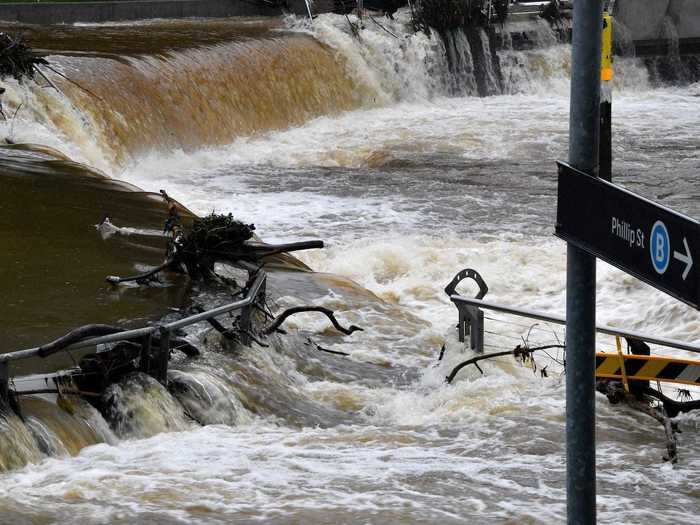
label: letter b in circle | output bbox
[650,220,670,274]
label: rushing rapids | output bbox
[1,9,699,524]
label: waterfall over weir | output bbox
[0,11,646,176]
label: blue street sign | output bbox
[556,162,700,309]
[650,220,670,275]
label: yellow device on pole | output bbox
[601,11,613,81]
[600,9,614,179]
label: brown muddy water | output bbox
[0,146,190,357]
[0,12,699,525]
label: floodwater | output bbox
[0,11,699,525]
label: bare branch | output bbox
[263,306,363,336]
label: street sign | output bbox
[555,162,700,309]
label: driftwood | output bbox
[38,324,124,357]
[38,63,104,102]
[304,338,350,357]
[369,15,399,39]
[263,306,363,336]
[191,305,236,341]
[106,259,176,285]
[597,380,679,464]
[106,204,323,285]
[164,335,201,357]
[37,323,199,358]
[636,385,700,417]
[445,344,564,384]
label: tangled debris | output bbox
[538,0,571,28]
[168,211,257,280]
[106,194,322,285]
[444,334,697,463]
[0,32,47,82]
[0,197,365,428]
[0,31,104,109]
[98,192,360,368]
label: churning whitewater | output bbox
[1,10,699,525]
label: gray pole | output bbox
[567,0,603,524]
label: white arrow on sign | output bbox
[673,237,693,280]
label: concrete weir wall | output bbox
[668,0,700,40]
[0,0,332,24]
[615,0,700,40]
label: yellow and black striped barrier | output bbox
[596,352,700,387]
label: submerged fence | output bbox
[451,293,700,355]
[0,271,267,405]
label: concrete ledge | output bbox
[669,0,700,40]
[0,0,294,24]
[616,0,700,41]
[615,0,669,41]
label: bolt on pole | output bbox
[567,0,603,524]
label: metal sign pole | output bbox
[567,0,603,523]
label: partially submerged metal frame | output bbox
[450,295,700,355]
[0,270,267,404]
[445,268,488,353]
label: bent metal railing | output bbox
[445,267,700,356]
[451,295,700,355]
[0,271,267,404]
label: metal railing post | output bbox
[156,327,170,385]
[469,307,484,354]
[139,332,153,374]
[457,305,484,353]
[238,304,252,346]
[0,361,9,408]
[458,306,467,343]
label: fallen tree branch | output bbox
[445,344,565,384]
[34,65,64,96]
[38,324,124,357]
[637,385,700,417]
[262,306,363,336]
[191,305,236,340]
[37,323,198,359]
[167,337,201,357]
[39,63,105,102]
[106,259,175,285]
[437,344,446,361]
[306,338,350,357]
[316,345,350,356]
[597,380,679,463]
[240,329,269,348]
[369,15,399,39]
